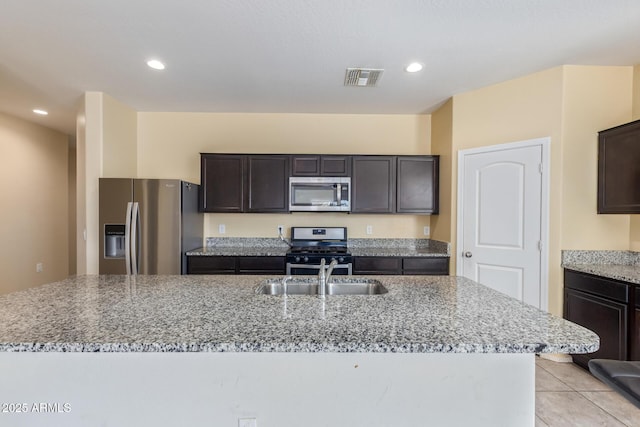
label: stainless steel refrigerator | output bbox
[99,178,203,275]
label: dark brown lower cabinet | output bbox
[353,256,449,275]
[564,269,637,369]
[353,257,402,275]
[633,293,640,360]
[187,256,285,275]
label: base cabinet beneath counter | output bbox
[353,256,449,275]
[188,256,285,275]
[564,269,637,369]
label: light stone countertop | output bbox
[562,264,640,285]
[562,250,640,285]
[0,274,597,354]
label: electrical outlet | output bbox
[366,225,373,235]
[277,225,284,235]
[218,224,226,234]
[238,418,257,427]
[36,262,43,273]
[423,226,430,236]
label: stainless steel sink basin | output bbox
[256,278,388,296]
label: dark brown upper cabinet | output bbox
[200,154,289,213]
[291,155,351,176]
[598,119,640,214]
[352,155,439,214]
[397,156,439,214]
[352,156,396,213]
[200,154,245,212]
[246,155,290,212]
[201,153,438,215]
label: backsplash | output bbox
[348,238,450,254]
[205,238,289,248]
[561,250,640,265]
[205,237,450,253]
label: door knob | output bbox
[464,251,473,258]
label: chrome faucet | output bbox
[318,258,338,296]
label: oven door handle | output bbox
[285,263,353,275]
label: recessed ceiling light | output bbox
[405,63,423,73]
[146,59,165,70]
[33,109,48,116]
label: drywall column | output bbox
[76,92,103,275]
[630,64,640,251]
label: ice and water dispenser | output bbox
[104,224,126,258]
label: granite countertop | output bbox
[562,250,640,285]
[0,274,597,354]
[187,237,451,258]
[187,247,288,257]
[349,247,449,257]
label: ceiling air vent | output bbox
[344,68,384,87]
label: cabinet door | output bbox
[402,257,449,275]
[246,155,290,212]
[564,288,628,367]
[291,155,321,176]
[200,155,245,212]
[632,290,640,360]
[598,119,640,213]
[187,256,236,274]
[353,257,402,275]
[321,156,351,176]
[237,257,286,274]
[397,156,439,214]
[352,156,396,213]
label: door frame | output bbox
[456,137,551,311]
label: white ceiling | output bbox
[1,0,640,135]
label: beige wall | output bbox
[0,112,69,294]
[630,65,640,251]
[102,94,137,177]
[431,65,634,315]
[560,66,632,251]
[430,99,454,262]
[137,112,433,238]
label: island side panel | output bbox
[0,352,534,427]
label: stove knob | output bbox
[295,256,301,263]
[303,256,309,263]
[338,257,344,263]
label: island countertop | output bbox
[0,275,597,354]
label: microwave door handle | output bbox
[336,184,342,205]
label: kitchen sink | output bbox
[256,278,388,296]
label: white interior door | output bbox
[458,138,549,309]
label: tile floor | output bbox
[536,357,640,426]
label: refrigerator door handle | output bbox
[131,202,140,275]
[124,202,133,275]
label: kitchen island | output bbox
[0,274,597,426]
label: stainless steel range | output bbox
[285,227,353,275]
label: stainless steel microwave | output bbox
[289,177,351,212]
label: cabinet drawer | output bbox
[403,257,449,275]
[353,257,401,274]
[237,256,285,274]
[187,256,236,274]
[564,270,629,303]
